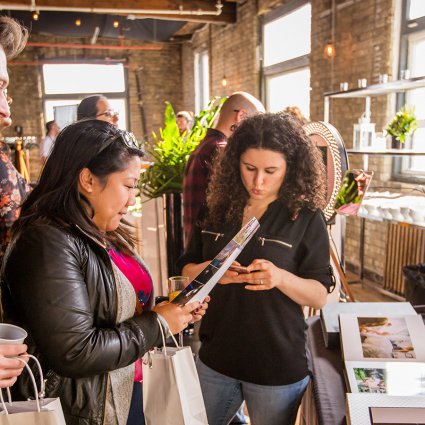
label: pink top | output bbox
[109,248,153,382]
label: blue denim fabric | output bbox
[196,359,309,425]
[126,382,145,425]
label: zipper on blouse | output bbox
[201,230,224,241]
[258,237,293,248]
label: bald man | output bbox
[183,92,265,244]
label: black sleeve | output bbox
[297,210,334,292]
[3,225,162,379]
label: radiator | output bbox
[384,223,425,296]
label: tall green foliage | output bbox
[140,98,226,198]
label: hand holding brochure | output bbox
[172,217,260,306]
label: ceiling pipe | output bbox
[8,60,143,71]
[25,41,162,51]
[0,1,223,17]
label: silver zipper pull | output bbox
[259,237,265,246]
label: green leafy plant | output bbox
[385,105,417,143]
[140,98,226,199]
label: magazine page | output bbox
[339,314,425,362]
[171,217,260,306]
[345,360,425,395]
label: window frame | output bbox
[392,0,425,183]
[261,0,311,115]
[41,60,129,129]
[194,49,210,115]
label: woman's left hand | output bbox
[190,296,210,322]
[234,259,283,291]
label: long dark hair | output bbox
[206,112,326,227]
[13,119,143,253]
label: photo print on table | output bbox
[358,316,415,359]
[339,314,425,362]
[345,361,425,396]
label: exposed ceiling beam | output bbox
[1,0,237,24]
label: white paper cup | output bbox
[0,323,27,344]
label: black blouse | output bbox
[177,200,334,386]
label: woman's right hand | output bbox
[0,344,28,388]
[153,302,200,335]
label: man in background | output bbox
[176,110,193,135]
[0,15,30,381]
[183,91,265,245]
[39,119,60,164]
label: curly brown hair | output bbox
[205,112,326,227]
[0,16,28,60]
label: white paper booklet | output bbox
[172,217,260,306]
[345,360,425,396]
[339,314,425,362]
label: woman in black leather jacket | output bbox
[1,120,207,425]
[178,113,334,425]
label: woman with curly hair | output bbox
[177,112,334,425]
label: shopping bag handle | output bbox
[156,318,180,356]
[0,356,41,414]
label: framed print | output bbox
[345,361,425,395]
[339,314,425,362]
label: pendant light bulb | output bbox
[324,41,336,59]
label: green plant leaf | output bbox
[139,97,226,198]
[384,105,417,143]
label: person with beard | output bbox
[0,15,30,387]
[0,16,30,267]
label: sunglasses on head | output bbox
[97,129,144,156]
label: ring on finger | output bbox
[259,279,263,285]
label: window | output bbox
[262,1,311,117]
[394,1,425,181]
[42,63,128,129]
[194,50,209,114]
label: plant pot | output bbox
[391,136,401,149]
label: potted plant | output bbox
[385,105,417,148]
[140,98,225,275]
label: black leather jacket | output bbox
[1,220,163,424]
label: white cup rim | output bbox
[0,323,28,343]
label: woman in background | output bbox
[178,112,334,425]
[2,119,207,425]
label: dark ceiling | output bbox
[4,11,187,42]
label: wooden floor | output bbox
[346,271,403,303]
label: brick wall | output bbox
[5,34,183,179]
[188,0,260,103]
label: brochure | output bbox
[171,217,260,306]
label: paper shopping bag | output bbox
[0,356,66,425]
[143,319,208,425]
[0,398,65,425]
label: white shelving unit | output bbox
[324,76,425,281]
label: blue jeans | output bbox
[196,359,309,425]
